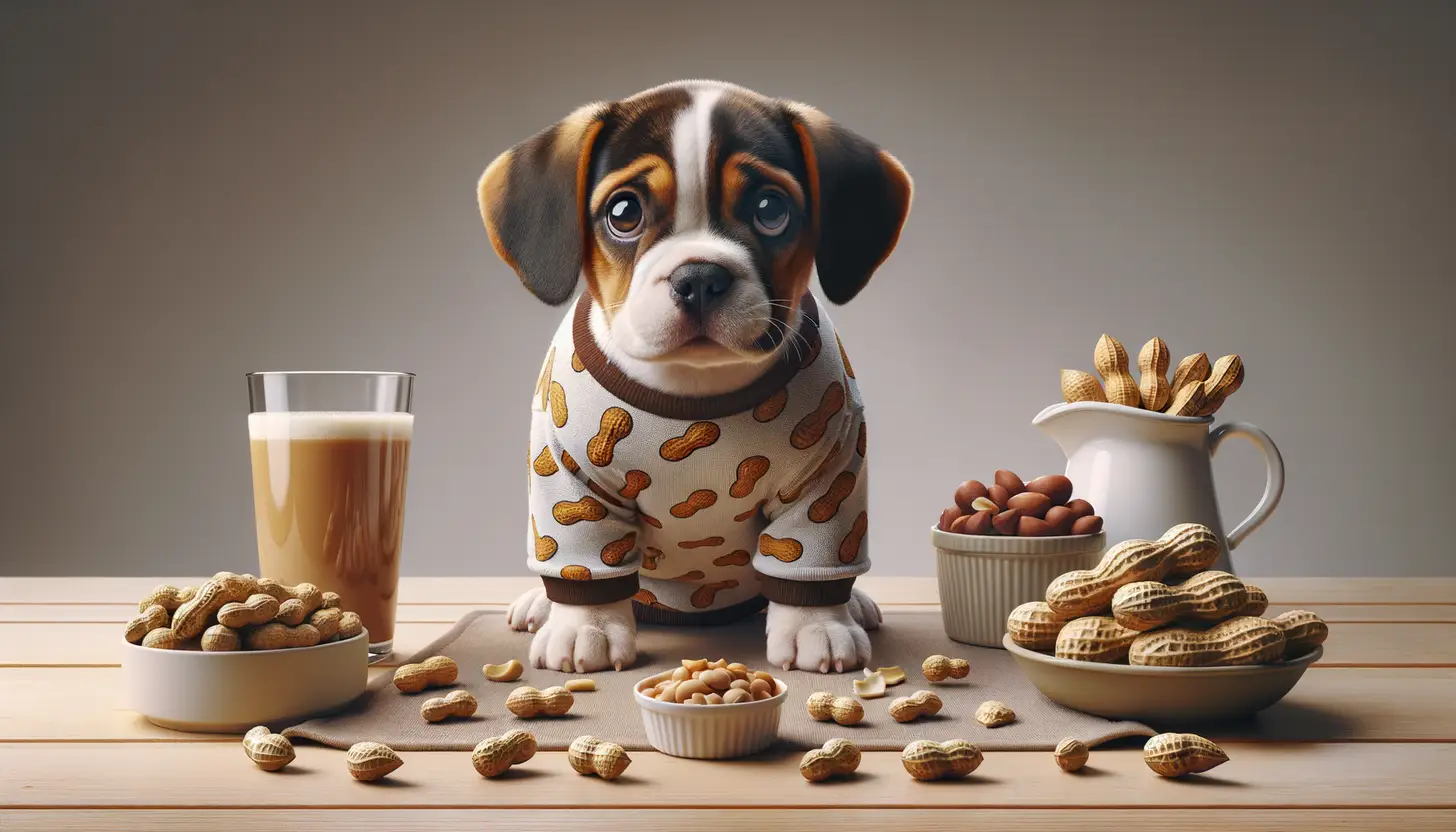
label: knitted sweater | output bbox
[527,293,869,618]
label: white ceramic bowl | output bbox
[634,673,787,759]
[933,526,1105,647]
[1004,635,1321,724]
[122,632,369,733]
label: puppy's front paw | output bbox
[765,601,872,673]
[527,599,638,673]
[506,587,553,632]
[847,588,882,631]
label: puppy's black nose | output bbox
[669,262,733,316]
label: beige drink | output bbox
[248,411,413,646]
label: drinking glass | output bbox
[246,371,414,661]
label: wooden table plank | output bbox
[5,620,1449,668]
[4,809,1454,832]
[3,742,1453,808]
[1263,604,1456,623]
[0,577,939,606]
[1246,578,1456,605]
[0,604,506,624]
[3,667,1451,744]
[9,601,1452,624]
[5,576,1452,606]
[0,667,391,742]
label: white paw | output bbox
[765,601,872,673]
[527,599,638,673]
[847,588,882,631]
[506,587,553,632]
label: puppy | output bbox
[479,80,911,673]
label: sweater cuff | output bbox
[757,574,856,607]
[542,573,639,606]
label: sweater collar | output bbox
[571,293,820,421]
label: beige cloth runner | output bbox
[284,609,1154,752]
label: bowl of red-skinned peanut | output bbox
[933,471,1106,648]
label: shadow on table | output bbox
[1199,699,1357,742]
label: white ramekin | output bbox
[634,672,787,759]
[932,526,1106,647]
[122,631,369,733]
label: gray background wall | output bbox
[2,1,1453,578]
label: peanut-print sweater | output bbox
[527,294,868,619]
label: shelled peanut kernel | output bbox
[637,659,777,704]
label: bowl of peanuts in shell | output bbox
[634,658,787,759]
[121,572,369,732]
[1001,522,1330,723]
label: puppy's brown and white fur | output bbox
[480,80,911,673]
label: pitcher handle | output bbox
[1209,422,1285,550]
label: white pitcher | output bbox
[1031,401,1284,574]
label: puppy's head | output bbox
[479,80,912,367]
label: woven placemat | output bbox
[284,609,1154,752]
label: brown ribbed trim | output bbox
[572,293,821,420]
[541,573,639,606]
[756,574,857,607]
[632,594,769,626]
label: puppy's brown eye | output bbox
[606,192,644,240]
[752,191,790,236]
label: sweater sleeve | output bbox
[754,405,869,606]
[527,406,642,605]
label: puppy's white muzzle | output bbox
[610,230,769,363]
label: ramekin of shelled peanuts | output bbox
[636,658,780,704]
[1006,523,1329,665]
[123,572,364,651]
[1061,334,1243,417]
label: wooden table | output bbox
[3,576,1454,830]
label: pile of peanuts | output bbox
[939,470,1103,537]
[1007,522,1330,666]
[390,653,594,724]
[1062,334,1244,417]
[808,732,1226,781]
[124,572,364,652]
[636,658,778,704]
[244,727,632,782]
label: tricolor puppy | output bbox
[480,80,911,673]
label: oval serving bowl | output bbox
[123,631,369,733]
[1004,634,1321,723]
[634,672,788,759]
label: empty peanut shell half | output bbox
[483,659,524,682]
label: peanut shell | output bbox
[242,726,295,772]
[1270,609,1329,658]
[1061,369,1107,404]
[1056,616,1140,663]
[1093,334,1140,408]
[1144,733,1228,777]
[346,741,403,781]
[1129,616,1286,667]
[471,729,537,778]
[1006,601,1068,651]
[1054,737,1089,772]
[1137,337,1172,411]
[901,739,982,781]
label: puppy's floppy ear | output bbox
[479,102,614,305]
[783,102,913,304]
